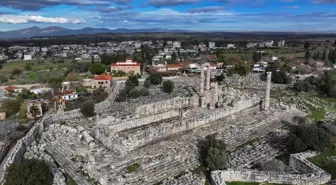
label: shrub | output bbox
[144,79,151,88]
[90,63,105,75]
[139,87,149,96]
[115,89,127,102]
[80,100,95,117]
[0,98,22,117]
[129,88,141,99]
[126,163,140,173]
[4,159,53,185]
[128,75,139,86]
[12,68,22,75]
[329,85,336,98]
[125,80,135,93]
[162,80,174,94]
[148,74,162,85]
[287,125,332,153]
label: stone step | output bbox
[45,144,92,185]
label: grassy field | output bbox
[1,59,93,73]
[1,60,38,72]
[272,90,336,121]
[309,149,336,179]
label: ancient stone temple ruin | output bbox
[1,73,331,185]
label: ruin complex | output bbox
[0,69,332,185]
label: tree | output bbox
[287,125,332,153]
[48,77,63,89]
[162,80,174,94]
[147,74,163,85]
[139,87,149,96]
[24,63,33,70]
[128,75,139,86]
[144,79,151,88]
[322,48,327,60]
[129,88,141,99]
[101,53,114,65]
[312,51,316,60]
[0,63,3,70]
[171,52,177,63]
[229,61,251,76]
[115,89,127,102]
[12,68,22,75]
[198,134,229,171]
[91,56,94,64]
[333,40,336,47]
[328,49,333,61]
[328,85,336,98]
[316,50,320,60]
[80,100,95,117]
[252,52,261,63]
[90,63,105,75]
[4,159,53,185]
[305,50,310,61]
[0,98,22,117]
[66,72,79,81]
[304,41,310,50]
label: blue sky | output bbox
[0,0,335,32]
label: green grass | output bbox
[226,182,289,185]
[310,109,326,121]
[66,177,78,185]
[1,60,38,72]
[309,149,336,179]
[126,163,140,173]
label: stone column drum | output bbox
[265,72,272,110]
[200,67,205,95]
[206,67,211,91]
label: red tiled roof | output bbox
[94,74,112,81]
[111,61,141,66]
[5,86,17,91]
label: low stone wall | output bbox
[211,151,331,185]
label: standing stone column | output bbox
[206,67,211,91]
[200,66,205,95]
[265,72,272,110]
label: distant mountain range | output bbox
[0,26,189,39]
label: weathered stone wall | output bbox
[106,96,260,153]
[98,109,180,135]
[0,117,46,183]
[135,96,198,117]
[211,151,331,185]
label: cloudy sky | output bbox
[0,0,336,32]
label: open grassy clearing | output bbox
[309,149,336,180]
[272,90,336,121]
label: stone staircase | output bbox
[124,158,200,185]
[225,111,295,150]
[44,141,92,185]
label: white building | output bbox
[209,42,216,49]
[227,44,235,49]
[41,47,48,52]
[278,40,285,47]
[24,54,32,60]
[173,41,181,48]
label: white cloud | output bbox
[0,15,85,24]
